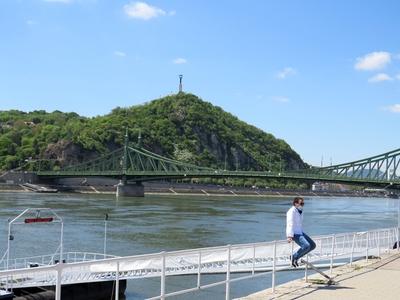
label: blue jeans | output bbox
[292,232,316,260]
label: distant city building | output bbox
[311,182,329,192]
[0,123,12,129]
[312,181,347,192]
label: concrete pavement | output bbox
[237,251,400,300]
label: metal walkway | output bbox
[0,227,398,300]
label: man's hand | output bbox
[287,237,293,243]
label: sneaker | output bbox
[290,256,298,268]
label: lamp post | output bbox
[397,199,400,251]
[104,213,109,257]
[385,182,399,229]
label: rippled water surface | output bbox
[0,192,398,299]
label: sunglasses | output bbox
[299,202,305,206]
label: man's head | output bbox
[293,197,305,209]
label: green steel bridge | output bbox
[36,139,400,188]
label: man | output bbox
[286,197,316,267]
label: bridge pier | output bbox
[116,182,144,197]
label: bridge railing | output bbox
[0,227,398,299]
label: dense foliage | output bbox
[0,93,307,179]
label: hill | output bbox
[0,93,306,173]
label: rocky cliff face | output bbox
[44,140,98,165]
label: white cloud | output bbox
[272,96,290,103]
[355,51,391,71]
[276,67,296,79]
[26,20,38,26]
[114,51,127,57]
[124,2,166,20]
[368,73,393,83]
[383,104,400,113]
[173,58,187,64]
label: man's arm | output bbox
[286,209,294,242]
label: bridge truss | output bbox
[55,145,213,176]
[36,144,400,187]
[303,148,400,185]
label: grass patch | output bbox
[353,265,362,270]
[308,278,327,285]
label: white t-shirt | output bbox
[286,206,303,237]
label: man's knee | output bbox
[310,241,316,250]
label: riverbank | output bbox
[1,171,392,198]
[0,182,376,198]
[238,251,400,300]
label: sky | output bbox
[1,0,400,166]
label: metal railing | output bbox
[0,251,118,271]
[0,227,398,300]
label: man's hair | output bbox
[293,197,304,205]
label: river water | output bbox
[0,192,398,299]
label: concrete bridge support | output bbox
[116,182,144,197]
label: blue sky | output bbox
[1,0,400,166]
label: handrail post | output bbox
[392,228,395,251]
[197,251,201,288]
[160,252,166,300]
[304,254,309,283]
[350,233,356,266]
[377,231,380,258]
[290,242,294,266]
[55,264,62,300]
[115,262,120,300]
[226,245,231,300]
[272,241,277,292]
[397,227,400,253]
[366,231,369,262]
[394,201,400,251]
[330,234,335,275]
[319,237,323,260]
